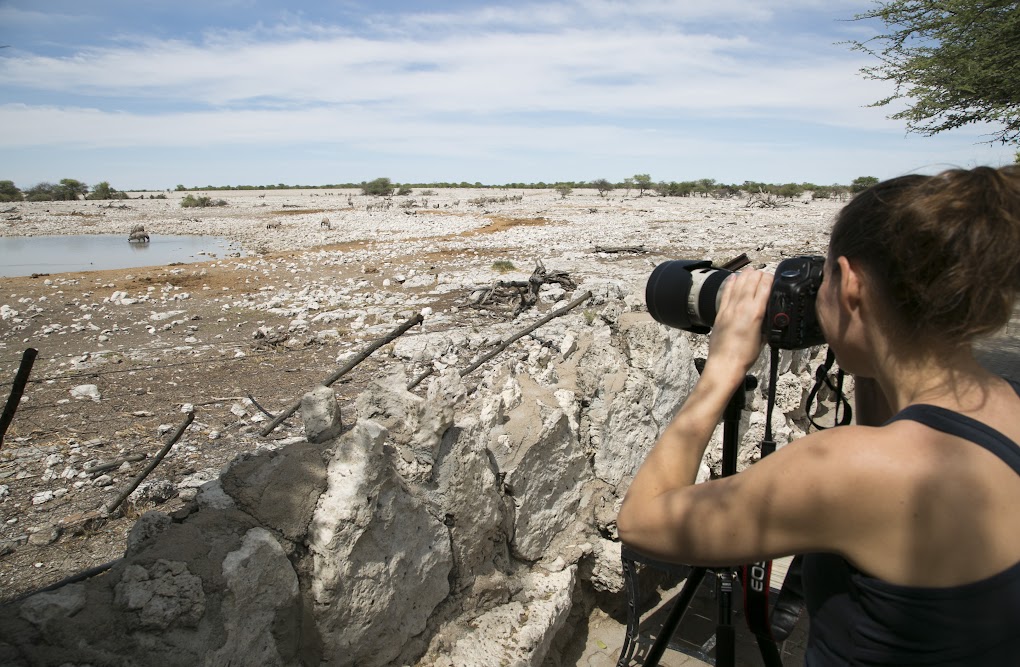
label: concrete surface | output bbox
[575,558,809,667]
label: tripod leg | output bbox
[714,568,736,667]
[716,626,736,667]
[642,567,706,667]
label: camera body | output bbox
[763,255,825,349]
[645,255,826,350]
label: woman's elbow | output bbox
[616,496,643,546]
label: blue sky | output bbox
[0,0,1014,190]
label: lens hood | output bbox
[646,259,716,333]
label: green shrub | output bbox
[491,260,516,273]
[850,176,879,193]
[592,178,614,197]
[361,177,394,196]
[775,183,804,199]
[654,181,695,197]
[86,182,130,200]
[396,185,413,196]
[180,195,227,208]
[0,180,23,202]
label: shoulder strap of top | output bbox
[886,379,1020,476]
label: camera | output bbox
[645,255,826,350]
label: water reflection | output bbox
[0,235,247,277]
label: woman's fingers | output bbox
[719,270,772,320]
[707,270,773,377]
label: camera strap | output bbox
[806,348,852,430]
[741,346,806,663]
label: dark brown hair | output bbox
[829,165,1020,347]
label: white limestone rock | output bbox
[300,385,343,444]
[584,538,626,594]
[589,315,700,489]
[113,560,205,630]
[427,413,511,586]
[207,528,303,667]
[355,369,462,471]
[503,400,592,562]
[70,384,101,402]
[18,584,87,630]
[392,331,467,363]
[307,420,453,667]
[430,566,576,667]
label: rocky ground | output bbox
[0,186,1014,650]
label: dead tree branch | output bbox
[745,189,789,209]
[0,348,37,451]
[83,454,146,476]
[408,290,592,390]
[477,260,576,316]
[103,411,194,516]
[259,312,424,437]
[245,392,277,419]
[9,558,123,604]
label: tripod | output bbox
[634,373,784,667]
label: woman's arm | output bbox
[617,270,883,566]
[617,270,773,558]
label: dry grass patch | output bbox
[271,208,327,216]
[461,216,550,237]
[412,210,469,216]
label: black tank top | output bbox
[802,379,1020,666]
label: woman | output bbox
[617,165,1020,664]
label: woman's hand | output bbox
[703,270,772,385]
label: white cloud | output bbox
[0,20,894,129]
[0,6,82,26]
[0,1,1009,188]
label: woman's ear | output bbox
[836,255,863,313]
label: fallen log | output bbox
[83,453,146,475]
[593,245,647,254]
[259,312,424,437]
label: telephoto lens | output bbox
[645,259,733,333]
[645,255,826,349]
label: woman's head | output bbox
[827,165,1020,348]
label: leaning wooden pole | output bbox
[260,312,424,437]
[104,410,194,516]
[408,290,592,390]
[0,348,38,451]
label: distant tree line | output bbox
[547,174,883,200]
[0,174,907,204]
[165,174,887,198]
[0,179,168,202]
